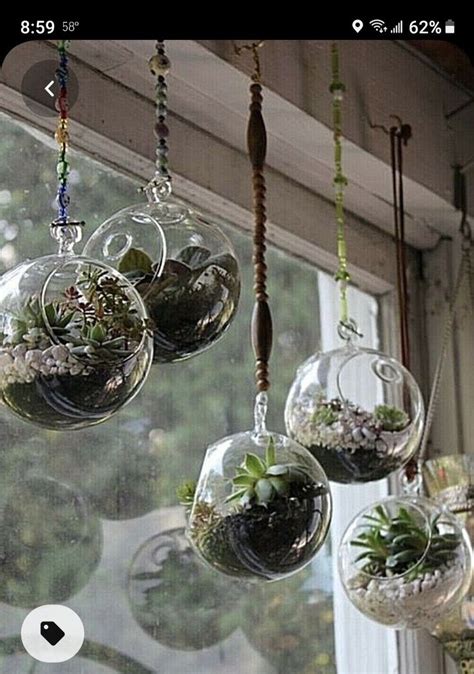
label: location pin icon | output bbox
[352,19,364,33]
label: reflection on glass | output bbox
[128,528,245,651]
[242,558,336,674]
[0,474,102,607]
[0,636,155,673]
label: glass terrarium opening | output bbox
[82,204,167,291]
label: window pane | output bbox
[0,112,382,673]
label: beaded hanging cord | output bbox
[54,40,71,224]
[147,40,172,199]
[51,40,83,248]
[330,44,359,340]
[234,41,272,395]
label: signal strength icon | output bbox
[369,19,387,33]
[391,20,403,33]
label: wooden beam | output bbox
[0,40,416,294]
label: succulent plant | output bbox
[351,504,461,580]
[7,267,149,364]
[374,404,409,432]
[118,244,240,363]
[10,297,75,345]
[225,437,311,507]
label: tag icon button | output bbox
[40,621,65,646]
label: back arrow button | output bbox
[45,80,55,97]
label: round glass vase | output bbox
[424,455,474,673]
[338,495,472,630]
[83,184,241,364]
[285,339,424,483]
[187,394,332,581]
[0,223,153,429]
[127,527,244,651]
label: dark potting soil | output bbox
[2,363,143,430]
[198,481,326,580]
[135,252,240,363]
[308,444,402,484]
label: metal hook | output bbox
[337,319,363,342]
[233,40,265,82]
[369,116,412,145]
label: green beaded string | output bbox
[330,43,350,327]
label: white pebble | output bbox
[51,344,69,362]
[12,343,27,357]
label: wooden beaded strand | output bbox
[237,42,273,393]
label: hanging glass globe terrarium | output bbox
[0,42,153,429]
[187,43,331,581]
[285,44,424,483]
[285,330,425,483]
[339,495,472,629]
[83,41,240,364]
[188,393,331,580]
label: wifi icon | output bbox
[370,19,387,33]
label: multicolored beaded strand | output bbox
[147,40,172,197]
[54,40,71,224]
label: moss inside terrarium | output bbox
[119,245,240,363]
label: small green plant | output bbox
[312,402,338,426]
[226,437,310,507]
[351,504,461,580]
[118,244,240,363]
[10,296,75,344]
[176,480,197,506]
[7,267,149,363]
[374,404,409,432]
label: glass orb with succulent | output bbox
[285,346,424,483]
[188,430,331,580]
[83,41,240,363]
[0,41,153,429]
[286,44,424,484]
[0,247,153,429]
[339,496,472,629]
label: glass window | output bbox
[0,112,392,673]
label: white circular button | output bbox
[21,605,84,663]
